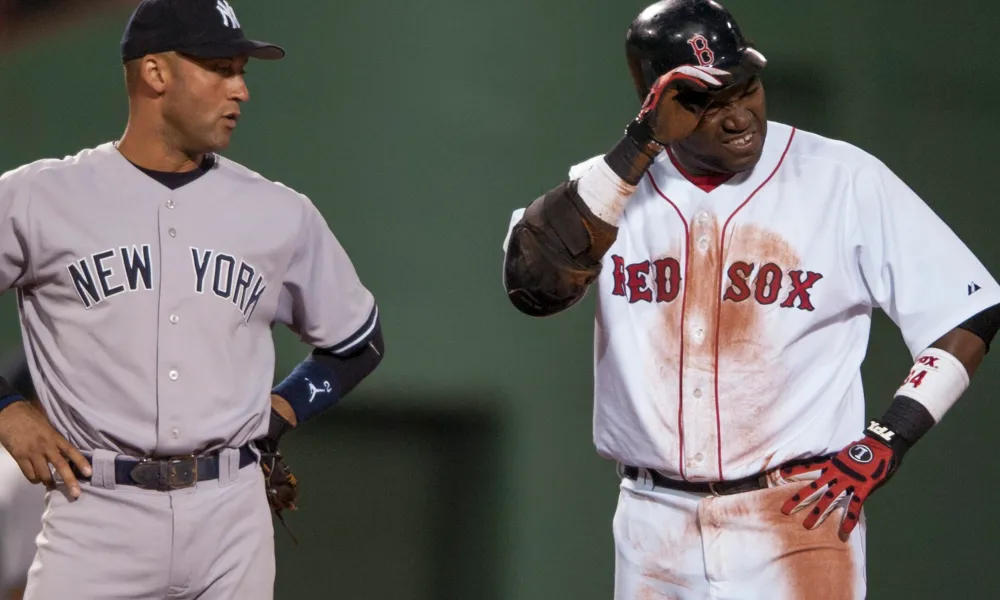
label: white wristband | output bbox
[575,158,636,226]
[894,348,970,423]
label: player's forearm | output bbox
[503,180,619,317]
[869,304,1000,452]
[269,320,384,432]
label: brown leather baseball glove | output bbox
[257,440,298,513]
[255,408,300,543]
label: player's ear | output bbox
[141,54,172,95]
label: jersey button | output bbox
[697,237,709,252]
[693,388,702,399]
[694,453,704,463]
[171,428,179,439]
[692,327,704,341]
[166,200,176,209]
[697,212,710,224]
[168,369,179,381]
[168,228,177,238]
[169,314,179,324]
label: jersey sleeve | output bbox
[0,168,33,294]
[274,197,377,354]
[851,160,1000,357]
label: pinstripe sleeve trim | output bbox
[324,304,379,356]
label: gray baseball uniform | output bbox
[0,447,45,597]
[0,143,376,599]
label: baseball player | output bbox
[0,350,45,600]
[501,1,1000,598]
[0,1,384,599]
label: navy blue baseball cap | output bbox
[121,0,285,63]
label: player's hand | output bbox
[780,431,901,537]
[0,401,91,498]
[630,65,732,145]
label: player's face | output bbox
[162,54,250,154]
[670,75,767,175]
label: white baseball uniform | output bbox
[503,121,1000,598]
[0,143,376,600]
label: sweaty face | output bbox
[161,54,250,154]
[670,75,767,176]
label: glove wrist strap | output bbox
[264,407,294,447]
[606,122,663,186]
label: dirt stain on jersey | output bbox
[716,223,801,470]
[642,220,805,474]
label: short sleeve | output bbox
[851,161,1000,357]
[274,197,377,353]
[0,168,33,294]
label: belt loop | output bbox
[218,448,239,487]
[91,449,118,490]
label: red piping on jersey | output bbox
[712,128,797,480]
[666,148,735,193]
[646,172,691,481]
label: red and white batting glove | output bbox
[780,420,905,536]
[629,65,732,145]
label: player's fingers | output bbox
[780,457,829,480]
[47,451,81,499]
[672,65,726,88]
[839,489,864,537]
[694,65,732,78]
[58,439,92,478]
[781,476,830,515]
[806,485,848,530]
[30,455,55,489]
[16,459,40,484]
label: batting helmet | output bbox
[626,0,767,101]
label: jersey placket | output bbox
[155,192,187,455]
[679,204,722,481]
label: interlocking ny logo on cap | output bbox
[216,0,241,29]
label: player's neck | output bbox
[117,121,205,174]
[666,147,734,192]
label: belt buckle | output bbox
[129,456,198,491]
[707,481,722,497]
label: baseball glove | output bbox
[255,407,300,543]
[257,438,299,513]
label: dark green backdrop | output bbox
[1,1,997,598]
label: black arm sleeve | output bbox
[957,302,1000,352]
[503,180,619,317]
[0,376,20,401]
[311,318,384,397]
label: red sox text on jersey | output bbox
[610,254,824,310]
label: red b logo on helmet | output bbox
[687,35,715,66]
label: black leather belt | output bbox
[75,445,257,491]
[620,454,833,497]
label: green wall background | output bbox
[1,1,998,598]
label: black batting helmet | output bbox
[626,0,766,101]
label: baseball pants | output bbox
[24,448,275,600]
[613,470,866,600]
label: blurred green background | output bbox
[1,1,998,598]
